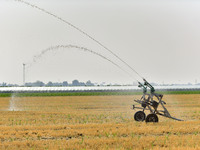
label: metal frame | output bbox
[133,79,183,121]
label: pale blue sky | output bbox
[1,0,200,85]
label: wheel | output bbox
[145,113,159,123]
[134,111,146,122]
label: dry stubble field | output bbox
[0,94,200,149]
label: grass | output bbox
[1,90,200,97]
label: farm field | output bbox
[0,94,200,149]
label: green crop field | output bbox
[1,90,200,97]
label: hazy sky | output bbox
[1,0,200,85]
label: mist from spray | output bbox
[8,0,185,120]
[12,0,141,112]
[8,45,136,111]
[14,0,142,82]
[9,93,21,111]
[26,45,136,80]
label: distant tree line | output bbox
[0,80,95,87]
[24,80,94,87]
[1,80,199,87]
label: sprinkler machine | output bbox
[132,79,183,122]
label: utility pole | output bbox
[23,63,25,86]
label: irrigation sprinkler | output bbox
[132,79,183,122]
[15,0,184,123]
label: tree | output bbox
[86,80,94,86]
[63,81,68,86]
[72,80,79,86]
[33,81,45,87]
[46,81,53,87]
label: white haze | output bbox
[0,0,200,85]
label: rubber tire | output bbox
[145,114,159,123]
[134,111,146,122]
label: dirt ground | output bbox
[0,95,200,149]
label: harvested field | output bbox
[0,95,200,149]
